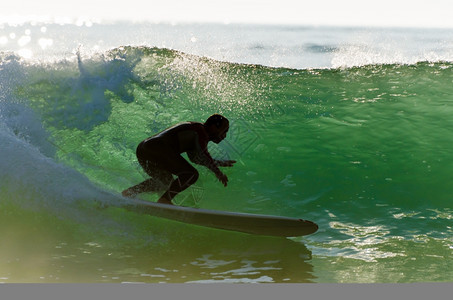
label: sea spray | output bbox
[1,45,452,282]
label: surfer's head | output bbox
[205,114,229,144]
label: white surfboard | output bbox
[118,198,318,237]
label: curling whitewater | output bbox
[1,46,452,282]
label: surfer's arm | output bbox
[189,152,234,168]
[187,139,219,171]
[213,159,236,167]
[185,132,229,186]
[188,150,228,186]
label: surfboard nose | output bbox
[299,219,318,234]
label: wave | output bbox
[1,47,453,270]
[2,46,453,202]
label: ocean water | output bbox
[1,22,453,283]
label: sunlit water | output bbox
[1,22,453,283]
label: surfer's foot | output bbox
[157,198,173,205]
[122,189,135,198]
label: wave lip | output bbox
[1,43,453,283]
[2,23,453,69]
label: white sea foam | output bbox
[2,23,453,68]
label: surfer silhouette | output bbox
[122,114,236,205]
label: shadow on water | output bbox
[80,214,317,283]
[128,231,316,283]
[0,205,316,283]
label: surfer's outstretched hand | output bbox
[216,160,236,167]
[216,171,229,187]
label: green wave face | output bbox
[1,48,452,283]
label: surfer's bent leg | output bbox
[157,155,199,205]
[121,157,173,198]
[122,154,199,205]
[121,174,172,198]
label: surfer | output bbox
[122,114,236,205]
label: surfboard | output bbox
[118,198,318,237]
